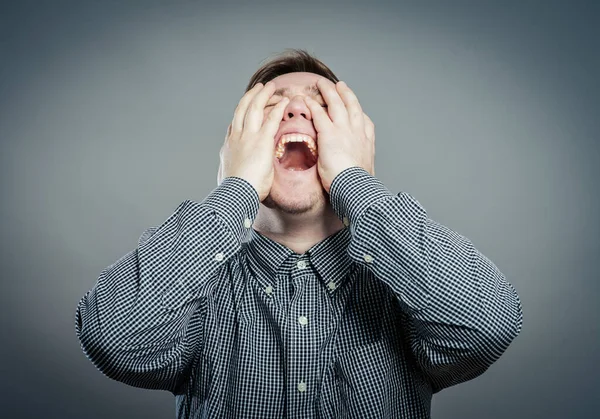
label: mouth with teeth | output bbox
[275,133,318,171]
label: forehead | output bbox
[269,72,327,92]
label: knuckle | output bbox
[249,100,263,111]
[233,104,244,117]
[349,99,361,109]
[240,91,256,105]
[247,106,262,118]
[238,98,250,110]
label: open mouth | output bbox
[275,134,318,171]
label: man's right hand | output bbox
[217,81,289,202]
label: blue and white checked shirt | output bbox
[75,167,523,418]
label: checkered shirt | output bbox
[75,167,523,418]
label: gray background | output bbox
[1,0,598,418]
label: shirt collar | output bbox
[244,226,354,294]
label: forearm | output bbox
[75,177,260,391]
[329,167,523,390]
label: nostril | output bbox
[287,112,309,119]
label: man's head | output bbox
[246,49,339,215]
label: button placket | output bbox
[287,261,315,409]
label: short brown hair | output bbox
[245,49,339,92]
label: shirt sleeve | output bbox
[74,177,259,393]
[329,167,523,393]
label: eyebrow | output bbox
[273,85,321,97]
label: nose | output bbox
[282,95,312,121]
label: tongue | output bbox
[279,144,314,171]
[280,149,310,171]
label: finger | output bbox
[224,123,232,143]
[261,97,289,138]
[363,112,374,143]
[316,78,349,124]
[244,81,277,132]
[337,81,365,134]
[363,112,375,176]
[232,83,264,133]
[305,96,334,134]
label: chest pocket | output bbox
[334,275,388,353]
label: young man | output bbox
[75,49,523,418]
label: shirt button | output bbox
[298,315,308,326]
[297,381,307,392]
[215,252,225,261]
[265,285,273,295]
[327,281,336,290]
[243,218,252,228]
[343,216,350,227]
[297,260,307,269]
[363,254,374,263]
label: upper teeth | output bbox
[275,134,318,159]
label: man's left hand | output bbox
[304,79,375,193]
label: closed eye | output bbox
[265,102,327,108]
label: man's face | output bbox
[261,72,330,215]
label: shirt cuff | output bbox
[329,167,395,232]
[201,177,260,242]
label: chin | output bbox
[262,178,326,215]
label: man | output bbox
[75,49,523,418]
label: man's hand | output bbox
[217,82,289,201]
[304,79,375,193]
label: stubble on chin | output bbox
[262,187,327,215]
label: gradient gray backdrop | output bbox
[1,0,598,418]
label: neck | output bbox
[253,202,345,255]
